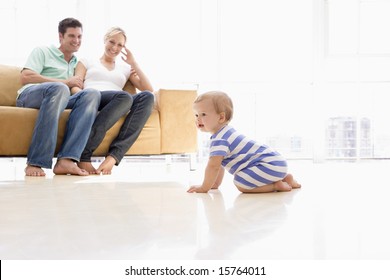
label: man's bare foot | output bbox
[53,159,89,176]
[25,165,46,176]
[77,162,97,174]
[96,156,116,175]
[274,180,293,192]
[283,174,302,189]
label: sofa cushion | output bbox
[0,64,22,106]
[158,89,197,153]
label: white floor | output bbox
[1,157,390,261]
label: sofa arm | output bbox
[157,89,198,154]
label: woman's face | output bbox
[104,33,125,59]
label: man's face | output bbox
[59,27,83,53]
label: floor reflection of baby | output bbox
[195,190,296,259]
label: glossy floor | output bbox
[1,157,390,260]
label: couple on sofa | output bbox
[16,18,154,177]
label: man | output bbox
[16,18,101,176]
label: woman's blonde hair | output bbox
[104,27,127,43]
[194,91,234,122]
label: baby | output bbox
[188,91,301,193]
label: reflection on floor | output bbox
[1,157,390,260]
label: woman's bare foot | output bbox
[77,162,97,174]
[53,159,89,176]
[25,165,46,176]
[96,156,116,175]
[283,174,302,189]
[274,180,293,192]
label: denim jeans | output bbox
[16,82,101,168]
[80,90,155,165]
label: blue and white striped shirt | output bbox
[209,125,286,176]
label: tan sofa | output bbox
[0,64,198,158]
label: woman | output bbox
[72,27,154,174]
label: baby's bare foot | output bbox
[283,174,302,188]
[54,159,89,176]
[291,180,301,188]
[25,165,46,176]
[274,181,292,192]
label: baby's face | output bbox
[193,99,225,134]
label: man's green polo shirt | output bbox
[17,45,78,96]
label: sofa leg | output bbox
[163,154,197,170]
[165,155,172,165]
[189,153,197,171]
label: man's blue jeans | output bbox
[16,82,101,169]
[80,90,155,165]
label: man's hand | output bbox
[66,76,83,88]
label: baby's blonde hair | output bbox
[194,91,234,122]
[104,27,127,43]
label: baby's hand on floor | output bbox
[187,185,208,193]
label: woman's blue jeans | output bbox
[80,90,155,165]
[16,82,101,169]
